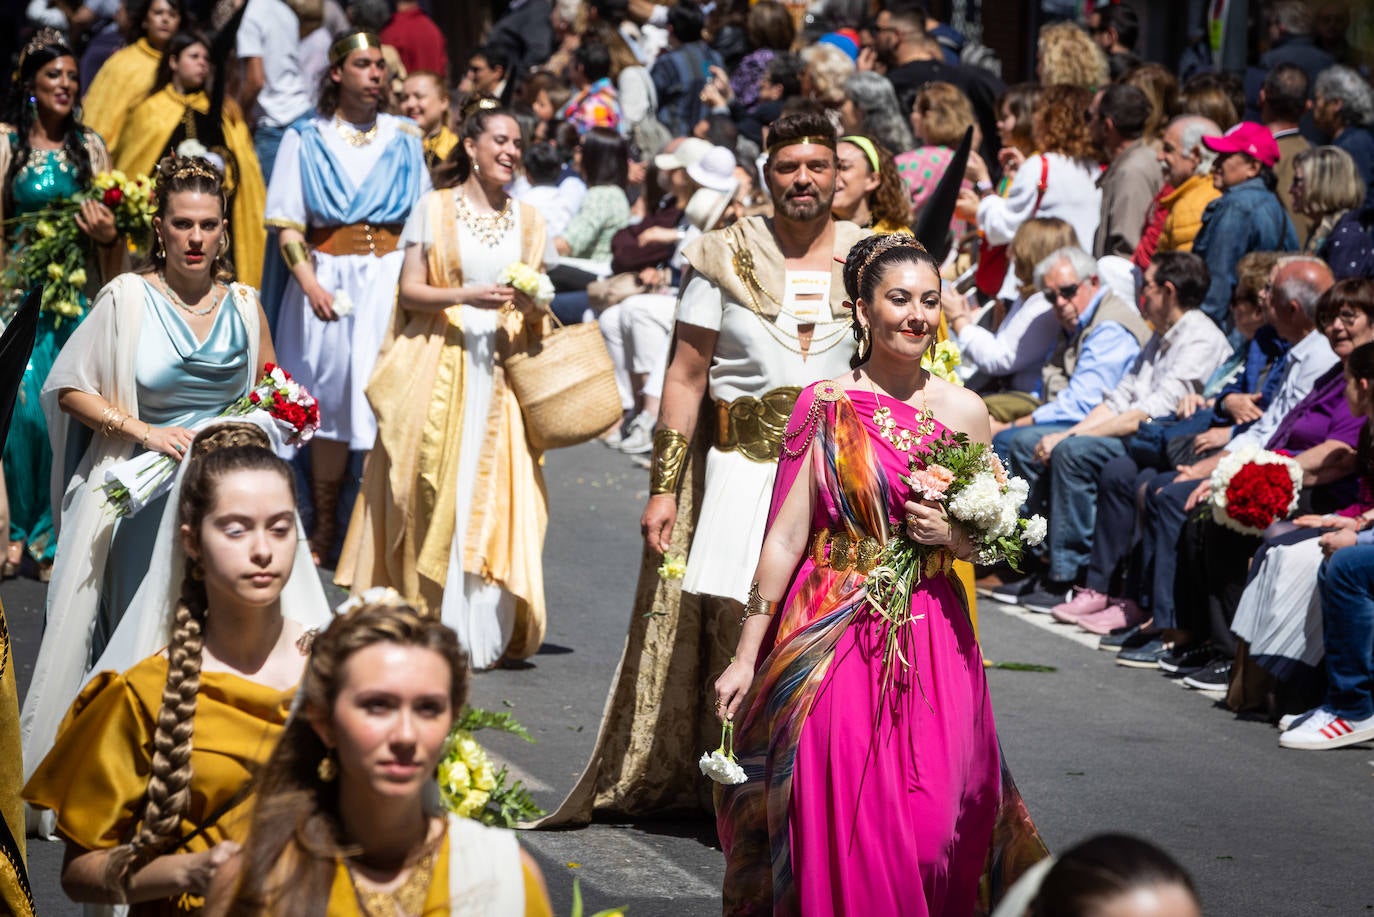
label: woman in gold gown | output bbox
[82,0,183,152]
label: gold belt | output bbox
[713,386,802,463]
[811,529,883,574]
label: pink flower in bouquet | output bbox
[907,463,956,501]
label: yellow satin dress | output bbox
[82,38,163,153]
[23,656,292,916]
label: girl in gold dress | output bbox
[204,601,553,916]
[24,427,309,915]
[82,0,185,151]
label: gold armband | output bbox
[281,240,310,269]
[649,428,689,495]
[739,582,777,625]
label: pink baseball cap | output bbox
[1202,121,1280,167]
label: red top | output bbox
[381,6,449,76]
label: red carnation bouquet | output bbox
[101,364,319,517]
[1209,446,1303,535]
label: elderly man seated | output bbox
[996,251,1233,611]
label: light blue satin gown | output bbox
[91,278,250,661]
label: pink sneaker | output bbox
[1050,588,1111,624]
[1076,598,1147,635]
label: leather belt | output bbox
[712,386,802,463]
[308,222,404,257]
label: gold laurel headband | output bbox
[171,159,222,181]
[766,134,837,157]
[854,232,927,294]
[329,31,382,67]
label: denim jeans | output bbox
[1316,545,1374,720]
[1044,435,1128,583]
[1002,422,1073,516]
[1084,455,1151,595]
[1139,472,1193,628]
[254,123,289,186]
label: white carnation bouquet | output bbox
[498,261,556,307]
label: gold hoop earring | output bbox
[317,750,337,782]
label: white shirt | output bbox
[955,291,1060,393]
[977,152,1102,258]
[238,0,315,129]
[514,184,575,239]
[1102,308,1233,418]
[1228,329,1339,452]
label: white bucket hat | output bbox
[653,137,712,172]
[685,184,737,233]
[686,145,738,193]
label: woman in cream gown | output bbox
[337,102,552,670]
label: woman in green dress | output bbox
[0,28,121,579]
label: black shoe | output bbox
[1116,636,1168,668]
[988,574,1039,605]
[1097,622,1143,651]
[1021,580,1076,614]
[1182,658,1232,691]
[1157,643,1218,675]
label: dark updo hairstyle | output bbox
[102,423,295,894]
[1031,833,1199,917]
[221,602,469,916]
[435,98,519,188]
[580,126,629,189]
[842,233,942,368]
[128,0,185,45]
[147,155,234,280]
[3,30,93,229]
[153,30,212,93]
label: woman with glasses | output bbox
[1292,145,1374,281]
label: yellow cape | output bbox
[81,38,162,152]
[115,85,267,286]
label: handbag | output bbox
[504,313,624,451]
[974,156,1050,297]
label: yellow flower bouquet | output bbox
[436,707,544,827]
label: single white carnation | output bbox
[1023,514,1047,546]
[698,750,747,785]
[332,289,355,317]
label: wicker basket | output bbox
[505,317,623,451]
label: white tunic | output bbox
[267,114,432,449]
[674,273,856,602]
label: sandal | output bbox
[3,542,22,580]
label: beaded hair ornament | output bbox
[329,30,381,67]
[853,232,928,298]
[460,95,502,120]
[167,158,223,183]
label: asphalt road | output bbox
[7,440,1374,915]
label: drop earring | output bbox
[860,323,871,357]
[317,750,337,782]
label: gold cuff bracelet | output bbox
[649,428,689,495]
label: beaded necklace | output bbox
[346,843,438,917]
[455,191,515,247]
[334,114,379,147]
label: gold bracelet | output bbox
[141,423,152,448]
[738,582,777,625]
[281,240,310,269]
[649,428,689,495]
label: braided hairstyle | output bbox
[224,602,469,917]
[842,232,941,368]
[3,30,94,231]
[103,423,294,894]
[146,154,235,281]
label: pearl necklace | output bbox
[455,191,515,247]
[869,375,935,451]
[334,114,379,147]
[156,274,221,316]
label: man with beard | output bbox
[537,110,870,823]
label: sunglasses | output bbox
[1042,282,1082,302]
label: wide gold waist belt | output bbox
[713,386,802,463]
[810,530,955,578]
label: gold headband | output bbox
[461,95,502,120]
[18,27,68,78]
[329,31,382,67]
[854,233,927,295]
[766,134,837,157]
[167,157,222,182]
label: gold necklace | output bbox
[157,273,220,316]
[334,114,379,147]
[455,190,515,247]
[868,373,934,451]
[347,844,438,917]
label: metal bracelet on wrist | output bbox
[739,581,777,625]
[649,428,689,495]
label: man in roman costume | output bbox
[266,30,430,563]
[541,110,870,822]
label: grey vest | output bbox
[1042,290,1152,403]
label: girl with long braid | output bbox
[24,424,310,914]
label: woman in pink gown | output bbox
[714,234,1046,916]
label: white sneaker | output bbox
[1278,707,1374,750]
[1278,707,1319,731]
[617,413,656,454]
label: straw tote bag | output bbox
[505,313,623,451]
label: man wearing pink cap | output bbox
[1191,121,1300,328]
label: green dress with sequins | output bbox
[3,134,86,565]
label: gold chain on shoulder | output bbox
[728,239,850,357]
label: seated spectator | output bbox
[1119,62,1179,146]
[1135,115,1221,268]
[729,0,794,112]
[1034,21,1108,92]
[1111,261,1348,668]
[1088,2,1142,80]
[651,2,721,137]
[838,72,913,160]
[1178,71,1242,131]
[485,0,554,75]
[1263,64,1314,244]
[583,19,655,138]
[798,40,854,111]
[1313,65,1374,209]
[992,83,1041,190]
[734,52,801,149]
[997,251,1232,611]
[514,141,577,238]
[1191,121,1300,327]
[943,217,1079,409]
[549,128,633,318]
[963,84,1103,300]
[896,81,978,237]
[518,70,573,127]
[832,135,910,234]
[1293,145,1374,280]
[1165,280,1373,691]
[1090,83,1163,259]
[1053,254,1308,636]
[560,41,623,134]
[460,44,511,99]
